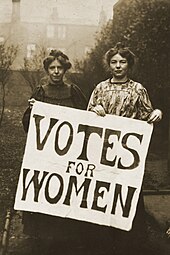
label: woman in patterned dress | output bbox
[86,42,162,255]
[87,43,162,122]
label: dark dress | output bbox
[22,81,89,255]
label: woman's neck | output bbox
[110,76,129,84]
[49,80,64,86]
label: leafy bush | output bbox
[74,0,170,107]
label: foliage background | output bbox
[73,0,170,138]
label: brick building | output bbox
[0,0,109,69]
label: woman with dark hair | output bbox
[22,50,87,255]
[43,49,72,72]
[22,49,87,132]
[104,43,135,69]
[88,42,162,122]
[86,43,162,255]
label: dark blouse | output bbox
[32,82,87,109]
[22,81,87,132]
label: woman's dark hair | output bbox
[43,49,72,72]
[104,42,136,69]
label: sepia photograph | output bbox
[0,0,170,254]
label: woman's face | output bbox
[47,59,65,84]
[109,53,128,80]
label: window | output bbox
[57,25,66,40]
[47,25,55,38]
[27,44,36,58]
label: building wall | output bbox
[0,0,101,69]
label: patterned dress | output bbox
[87,78,152,254]
[87,78,153,120]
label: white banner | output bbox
[14,101,153,231]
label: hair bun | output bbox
[43,49,72,72]
[49,49,69,60]
[115,42,125,50]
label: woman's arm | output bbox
[71,84,88,110]
[147,109,163,123]
[87,84,106,116]
[137,84,162,123]
[22,86,44,133]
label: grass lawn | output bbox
[0,107,26,234]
